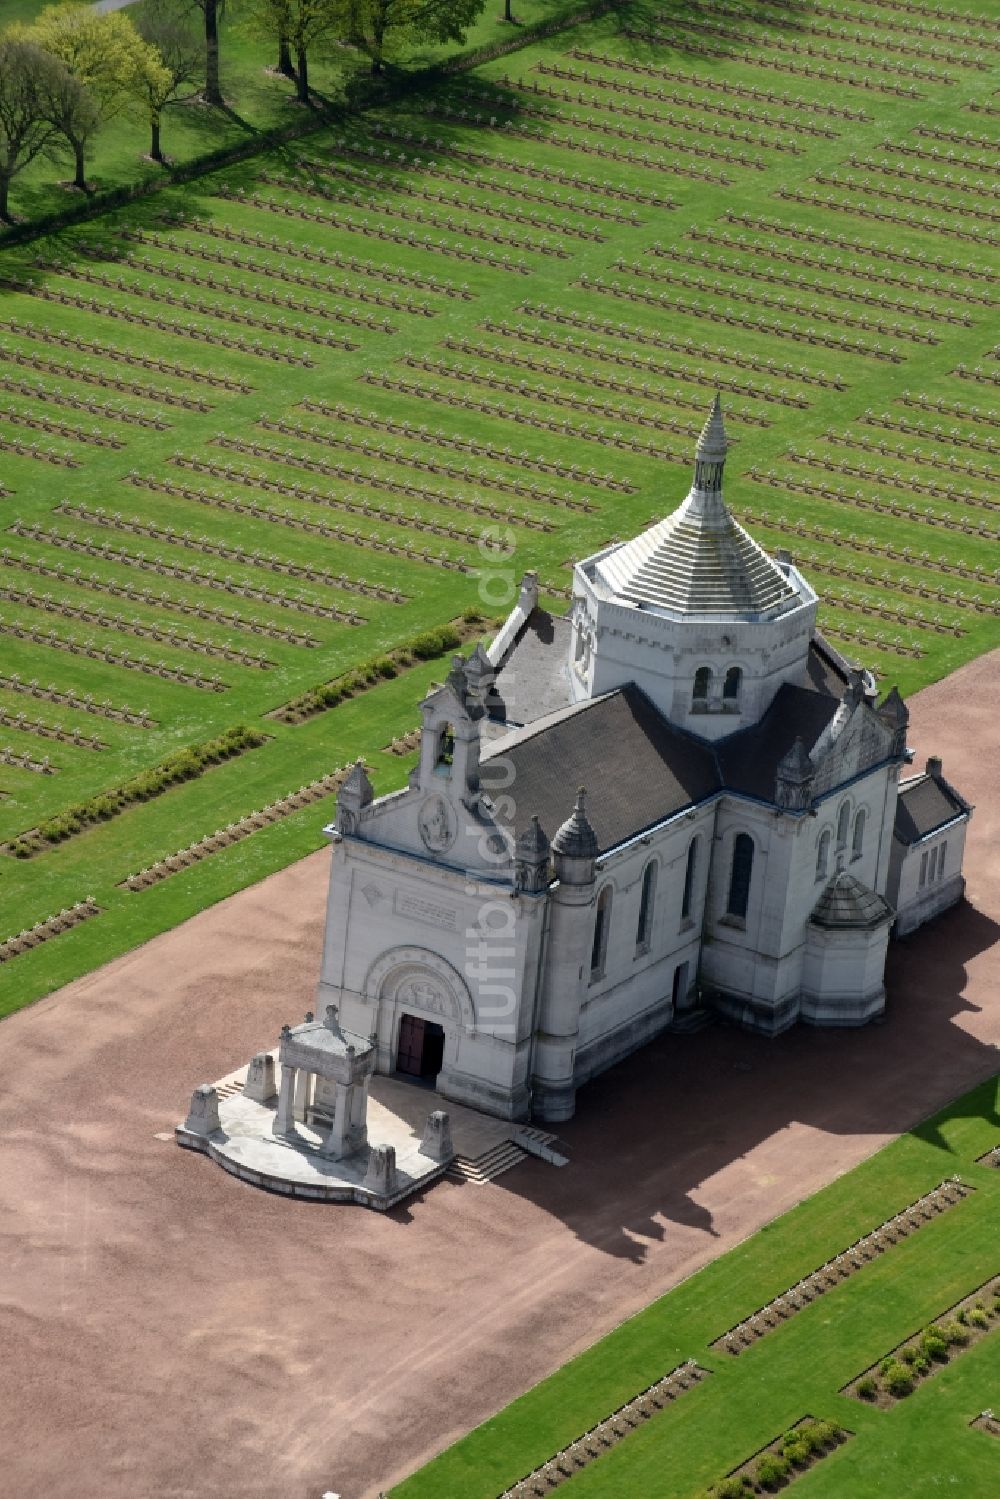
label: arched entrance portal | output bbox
[396,1015,446,1083]
[363,946,477,1092]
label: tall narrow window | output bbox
[727,834,754,921]
[436,723,455,769]
[919,850,928,887]
[928,846,938,883]
[636,862,656,951]
[723,666,742,703]
[939,841,948,880]
[852,809,866,861]
[681,836,698,921]
[591,886,612,978]
[692,666,711,705]
[816,829,831,882]
[836,801,850,850]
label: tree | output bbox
[346,0,487,74]
[247,0,342,101]
[133,0,201,161]
[183,0,229,106]
[17,3,167,188]
[22,4,154,121]
[0,39,71,222]
[35,54,100,192]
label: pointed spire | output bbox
[515,814,551,894]
[778,736,813,781]
[340,757,374,805]
[692,393,729,497]
[695,393,729,465]
[516,813,550,862]
[775,736,815,812]
[877,684,908,726]
[551,786,598,860]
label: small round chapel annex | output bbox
[316,401,972,1123]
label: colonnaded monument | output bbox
[179,399,972,1204]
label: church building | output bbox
[315,400,972,1123]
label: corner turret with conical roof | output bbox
[551,788,598,885]
[567,398,819,740]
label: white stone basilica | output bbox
[316,400,972,1123]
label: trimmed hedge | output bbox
[277,623,467,722]
[10,725,268,855]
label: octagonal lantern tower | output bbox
[568,397,819,740]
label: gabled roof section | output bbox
[482,685,720,853]
[488,606,573,726]
[716,682,841,801]
[895,773,971,845]
[594,400,799,618]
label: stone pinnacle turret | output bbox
[693,393,729,493]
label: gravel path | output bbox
[0,653,997,1499]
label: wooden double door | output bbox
[396,1014,446,1081]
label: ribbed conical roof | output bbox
[595,399,798,618]
[551,788,598,859]
[696,392,729,464]
[810,870,893,930]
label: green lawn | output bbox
[0,0,997,1021]
[391,1077,1000,1498]
[1,0,586,226]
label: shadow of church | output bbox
[482,897,1000,1263]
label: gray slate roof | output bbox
[810,871,893,930]
[482,611,867,851]
[483,686,720,853]
[490,608,572,726]
[595,498,799,617]
[894,774,970,844]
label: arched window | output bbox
[681,836,698,921]
[636,862,656,950]
[816,829,831,882]
[436,723,455,769]
[727,834,754,921]
[591,886,612,978]
[692,666,712,705]
[723,666,742,703]
[852,809,866,861]
[836,801,850,850]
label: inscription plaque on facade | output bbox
[394,890,457,931]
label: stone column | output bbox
[272,1063,297,1137]
[419,1109,454,1162]
[322,1081,354,1158]
[293,1068,312,1122]
[244,1052,277,1103]
[349,1077,369,1150]
[362,1143,398,1198]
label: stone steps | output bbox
[448,1140,529,1184]
[447,1126,564,1184]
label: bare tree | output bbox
[0,40,68,222]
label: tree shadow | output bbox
[492,898,1000,1263]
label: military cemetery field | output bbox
[1,3,999,1498]
[2,0,998,1021]
[391,1071,1000,1499]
